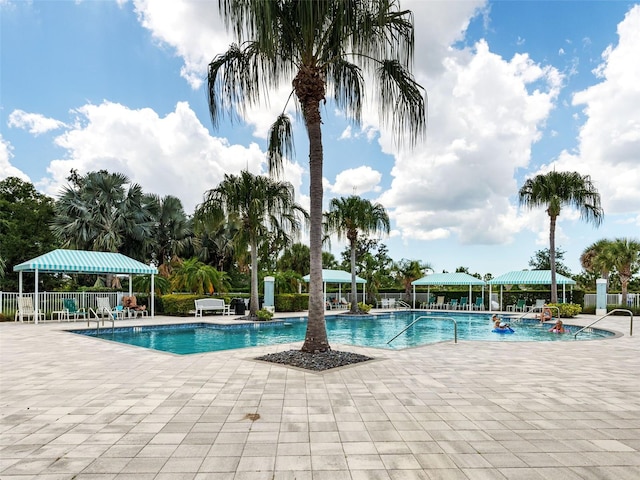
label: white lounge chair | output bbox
[14,297,46,322]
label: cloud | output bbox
[42,101,285,213]
[0,135,30,181]
[378,38,561,245]
[544,5,640,215]
[7,110,67,135]
[328,166,383,196]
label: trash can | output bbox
[232,298,246,315]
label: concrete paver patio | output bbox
[1,312,638,479]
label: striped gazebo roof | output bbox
[302,269,366,284]
[14,249,158,275]
[412,272,485,286]
[488,270,576,285]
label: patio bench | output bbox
[194,298,231,317]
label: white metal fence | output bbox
[1,291,123,320]
[583,293,639,309]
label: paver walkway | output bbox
[1,312,639,479]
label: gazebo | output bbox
[14,249,158,323]
[302,269,367,306]
[411,272,485,310]
[488,270,576,310]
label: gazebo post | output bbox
[151,274,155,317]
[34,268,39,325]
[18,271,23,322]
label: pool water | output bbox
[70,311,615,355]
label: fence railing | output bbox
[1,291,123,319]
[583,293,639,309]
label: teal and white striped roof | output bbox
[488,270,576,285]
[303,269,366,284]
[412,272,485,286]
[14,249,158,274]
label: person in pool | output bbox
[548,319,566,333]
[493,320,513,332]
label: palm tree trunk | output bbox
[549,215,558,303]
[250,235,259,317]
[302,111,330,352]
[350,240,358,314]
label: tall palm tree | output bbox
[197,170,307,318]
[518,171,604,303]
[325,196,390,313]
[602,238,640,306]
[208,1,425,350]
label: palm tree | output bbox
[171,257,229,295]
[149,195,191,276]
[518,171,604,303]
[197,171,307,318]
[395,259,432,297]
[208,1,425,351]
[580,239,613,284]
[278,243,311,277]
[52,170,156,257]
[325,196,390,313]
[601,238,640,306]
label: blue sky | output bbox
[2,0,639,278]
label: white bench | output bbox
[194,298,231,317]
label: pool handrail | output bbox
[387,315,457,345]
[396,300,411,309]
[573,309,633,339]
[511,305,560,323]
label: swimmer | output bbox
[548,319,565,333]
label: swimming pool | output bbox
[69,311,615,355]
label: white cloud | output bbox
[329,166,382,196]
[547,5,640,216]
[378,38,561,245]
[42,101,292,213]
[0,135,30,182]
[7,110,67,135]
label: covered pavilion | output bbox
[488,270,577,310]
[411,272,485,310]
[302,269,367,306]
[14,249,158,323]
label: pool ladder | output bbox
[387,315,458,345]
[573,309,633,339]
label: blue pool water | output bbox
[70,311,615,355]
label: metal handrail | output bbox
[573,309,633,338]
[88,308,115,331]
[396,300,411,309]
[387,315,457,344]
[512,305,560,323]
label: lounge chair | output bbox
[62,298,87,321]
[508,299,527,312]
[378,298,389,308]
[94,297,124,320]
[14,297,46,322]
[472,297,484,310]
[448,299,459,310]
[431,296,445,309]
[388,298,396,309]
[123,295,148,317]
[420,295,435,309]
[458,297,468,310]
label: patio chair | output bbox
[388,298,396,309]
[458,297,468,310]
[123,295,148,318]
[420,295,435,309]
[14,297,46,323]
[93,297,124,320]
[448,299,459,310]
[62,298,87,322]
[472,297,484,310]
[431,296,445,309]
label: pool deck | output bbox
[1,310,638,479]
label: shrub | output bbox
[256,309,274,321]
[547,302,581,318]
[357,302,372,313]
[275,294,309,312]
